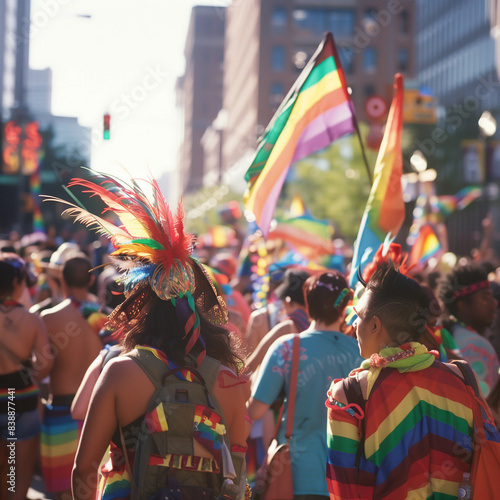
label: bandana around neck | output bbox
[361,341,439,373]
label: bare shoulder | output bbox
[17,306,44,328]
[100,354,140,382]
[10,307,45,339]
[39,299,70,326]
[273,319,295,334]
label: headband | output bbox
[453,280,490,299]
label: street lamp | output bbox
[478,110,498,213]
[478,111,497,138]
[410,150,427,173]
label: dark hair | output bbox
[439,264,489,317]
[62,256,92,288]
[274,269,310,306]
[486,377,500,415]
[0,254,27,297]
[365,261,434,344]
[426,271,441,291]
[120,293,242,373]
[303,272,350,324]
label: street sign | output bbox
[365,95,387,121]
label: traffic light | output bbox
[103,113,110,140]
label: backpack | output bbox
[122,348,245,500]
[341,362,500,499]
[451,360,500,500]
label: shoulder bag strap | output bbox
[285,334,300,440]
[269,334,301,441]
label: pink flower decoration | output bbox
[369,353,389,368]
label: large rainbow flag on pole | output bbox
[349,74,405,288]
[244,32,356,237]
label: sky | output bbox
[29,0,227,182]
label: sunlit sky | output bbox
[29,0,226,182]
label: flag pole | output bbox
[329,33,372,185]
[353,114,373,185]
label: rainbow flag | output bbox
[349,74,405,288]
[198,226,236,248]
[409,224,441,266]
[434,186,483,218]
[145,402,169,433]
[289,194,307,217]
[269,213,335,260]
[433,195,456,218]
[455,185,482,209]
[244,32,355,237]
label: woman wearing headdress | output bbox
[247,271,363,498]
[44,171,250,500]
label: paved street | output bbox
[28,470,52,500]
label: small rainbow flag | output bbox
[269,214,335,260]
[145,402,169,433]
[455,185,482,210]
[198,226,236,249]
[193,405,225,461]
[244,32,355,237]
[349,74,405,288]
[434,186,483,218]
[409,224,441,266]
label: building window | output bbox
[271,82,285,107]
[271,7,287,33]
[271,45,286,71]
[292,8,355,37]
[326,10,355,37]
[363,47,377,73]
[293,9,323,35]
[400,10,410,33]
[364,85,375,96]
[398,48,408,71]
[363,8,379,36]
[338,47,354,74]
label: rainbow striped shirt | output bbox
[327,361,475,499]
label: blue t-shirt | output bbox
[252,329,363,496]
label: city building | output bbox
[0,0,91,235]
[416,0,500,255]
[178,5,226,195]
[178,1,415,197]
[221,0,416,177]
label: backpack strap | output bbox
[342,375,366,499]
[451,360,481,396]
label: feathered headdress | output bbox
[44,168,228,365]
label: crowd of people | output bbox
[1,174,500,500]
